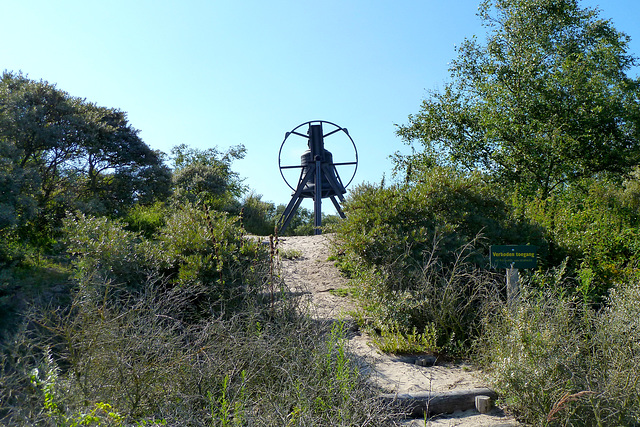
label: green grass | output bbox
[280,248,303,259]
[328,287,355,298]
[368,324,438,355]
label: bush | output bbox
[478,278,640,425]
[64,213,148,280]
[335,169,545,273]
[239,192,276,236]
[521,178,640,303]
[63,205,268,320]
[151,204,267,318]
[123,201,168,238]
[588,281,640,424]
[478,286,591,424]
[332,168,542,353]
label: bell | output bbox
[299,148,346,198]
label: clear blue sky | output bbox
[2,1,639,213]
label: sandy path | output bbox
[276,234,355,320]
[276,234,520,426]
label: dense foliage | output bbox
[336,168,545,270]
[64,206,266,318]
[330,0,640,424]
[0,73,381,425]
[396,0,640,198]
[0,72,171,244]
[518,176,640,302]
[384,0,640,305]
[332,171,640,424]
[332,169,545,351]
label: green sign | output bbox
[490,245,537,269]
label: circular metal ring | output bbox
[278,120,358,192]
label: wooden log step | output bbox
[379,387,498,418]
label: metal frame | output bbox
[277,120,358,235]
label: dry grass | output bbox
[0,211,393,426]
[1,277,393,426]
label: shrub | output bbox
[478,278,640,425]
[478,286,591,424]
[332,168,540,353]
[335,169,545,274]
[520,178,640,303]
[587,281,640,425]
[240,192,276,236]
[2,199,391,425]
[63,213,150,298]
[63,205,268,319]
[150,204,267,318]
[123,201,168,238]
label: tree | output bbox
[240,191,276,235]
[73,103,171,213]
[396,0,640,198]
[0,72,171,235]
[170,143,246,210]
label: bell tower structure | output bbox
[277,121,358,235]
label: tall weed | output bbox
[1,286,390,426]
[347,233,502,354]
[479,279,640,425]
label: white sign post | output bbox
[506,264,519,309]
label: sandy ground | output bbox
[273,234,521,427]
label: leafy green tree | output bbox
[170,143,246,210]
[0,72,171,238]
[240,191,276,235]
[396,0,640,197]
[72,103,171,214]
[0,139,39,231]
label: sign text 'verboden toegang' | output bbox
[490,245,537,269]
